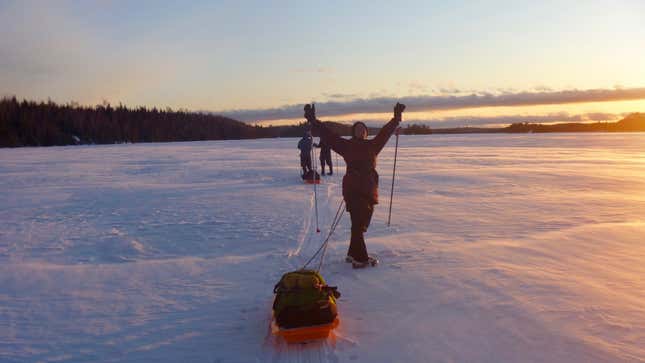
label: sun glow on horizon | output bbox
[250,99,645,128]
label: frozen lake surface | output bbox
[1,133,644,362]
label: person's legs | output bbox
[300,155,307,175]
[346,199,374,262]
[325,153,333,174]
[320,157,326,175]
[303,153,312,172]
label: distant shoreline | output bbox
[2,97,644,147]
[428,113,645,134]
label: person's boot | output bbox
[351,256,378,269]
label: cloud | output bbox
[532,85,553,92]
[437,87,462,94]
[358,112,621,129]
[408,81,428,93]
[220,87,645,122]
[321,92,358,100]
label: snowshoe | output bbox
[351,256,378,269]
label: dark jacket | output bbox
[314,139,332,157]
[311,119,400,204]
[297,136,313,155]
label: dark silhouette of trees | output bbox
[0,97,260,147]
[505,115,645,133]
[401,124,432,135]
[436,114,645,134]
[615,113,645,131]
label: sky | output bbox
[1,0,645,127]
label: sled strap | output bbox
[301,199,345,271]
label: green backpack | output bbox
[273,269,340,329]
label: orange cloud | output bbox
[221,87,645,122]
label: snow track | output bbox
[268,164,348,363]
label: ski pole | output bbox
[387,127,401,227]
[312,144,320,233]
[335,151,339,178]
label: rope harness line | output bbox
[317,200,344,272]
[301,198,345,272]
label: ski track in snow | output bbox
[1,134,645,362]
[266,161,348,363]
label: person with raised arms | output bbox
[304,102,405,268]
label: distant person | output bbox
[304,102,405,268]
[314,138,333,175]
[297,130,313,175]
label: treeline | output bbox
[260,121,358,138]
[400,124,433,135]
[0,97,432,147]
[0,97,264,147]
[264,122,432,137]
[505,113,645,133]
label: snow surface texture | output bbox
[1,134,644,363]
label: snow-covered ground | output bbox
[1,133,645,363]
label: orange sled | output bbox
[271,317,339,343]
[303,178,321,184]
